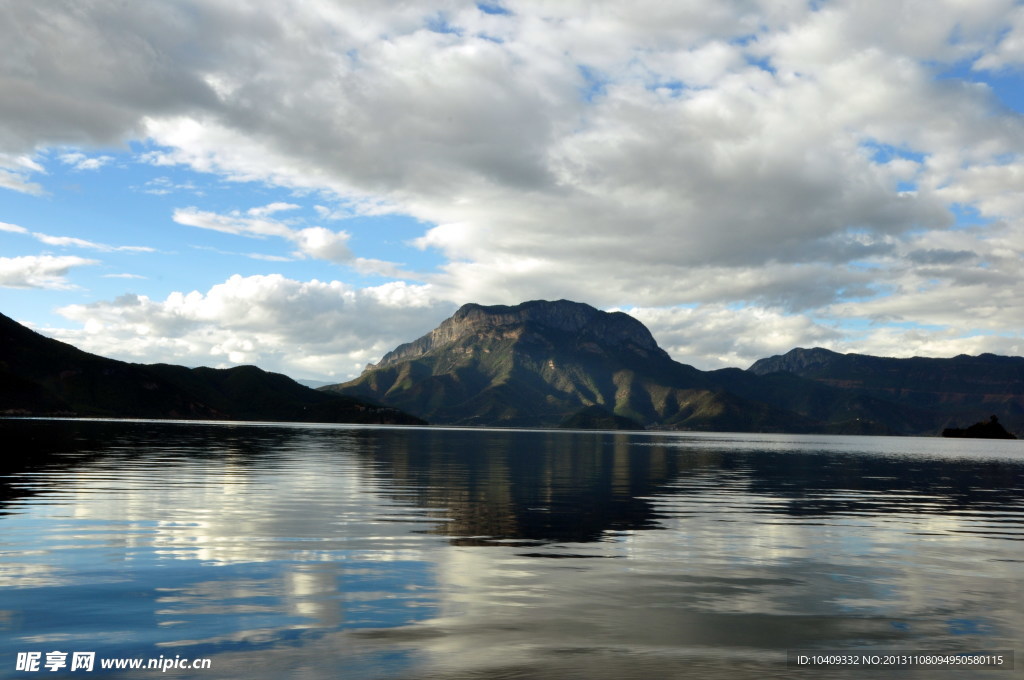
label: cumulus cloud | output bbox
[50,274,457,380]
[4,1,1024,368]
[631,298,1023,368]
[846,326,1024,361]
[103,0,1013,316]
[627,304,845,370]
[290,227,353,263]
[0,255,98,289]
[972,4,1024,70]
[0,2,219,151]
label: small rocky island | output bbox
[942,415,1017,440]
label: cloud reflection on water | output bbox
[1,420,1022,679]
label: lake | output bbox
[1,419,1022,679]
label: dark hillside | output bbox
[0,312,423,425]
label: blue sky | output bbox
[2,1,1023,381]
[2,149,443,323]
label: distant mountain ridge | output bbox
[5,303,1021,436]
[750,347,1024,433]
[0,312,423,425]
[324,299,1021,435]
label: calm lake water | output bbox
[1,419,1022,679]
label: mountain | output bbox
[324,300,1024,436]
[750,347,1024,434]
[13,301,1013,435]
[0,312,423,425]
[324,300,818,431]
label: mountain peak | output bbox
[370,299,665,370]
[747,347,844,375]
[325,303,1024,434]
[330,299,728,427]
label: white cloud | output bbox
[4,1,1024,368]
[0,221,29,234]
[0,255,98,289]
[50,274,456,380]
[289,226,353,263]
[173,206,293,238]
[973,4,1024,70]
[32,233,153,252]
[629,304,844,369]
[0,153,45,195]
[844,327,1024,361]
[1,220,154,252]
[59,151,114,171]
[247,202,300,217]
[246,253,294,262]
[136,176,202,196]
[0,168,43,195]
[629,299,1024,369]
[174,205,359,264]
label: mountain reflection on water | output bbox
[1,419,1022,680]
[350,427,1024,542]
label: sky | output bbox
[2,0,1024,383]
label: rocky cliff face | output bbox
[370,299,668,371]
[327,300,811,430]
[326,302,1024,435]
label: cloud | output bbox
[59,151,114,171]
[0,153,45,195]
[175,204,421,273]
[629,296,1024,371]
[106,2,1005,302]
[103,273,147,280]
[136,176,202,196]
[4,1,1024,367]
[905,248,977,265]
[33,234,153,252]
[1,220,154,252]
[843,326,1024,361]
[0,167,44,194]
[0,221,29,234]
[0,2,219,151]
[174,205,357,263]
[289,227,353,263]
[972,4,1024,70]
[0,255,98,289]
[627,304,844,370]
[247,202,300,217]
[173,206,293,238]
[50,274,457,379]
